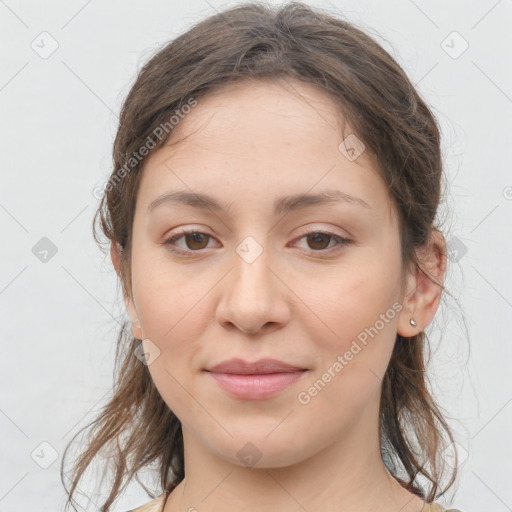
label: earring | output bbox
[409,318,417,327]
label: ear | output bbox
[397,230,447,337]
[111,242,143,340]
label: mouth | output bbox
[203,358,308,400]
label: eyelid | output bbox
[162,227,219,253]
[288,229,352,254]
[293,224,350,240]
[164,223,349,241]
[162,225,352,257]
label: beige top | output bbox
[126,494,462,512]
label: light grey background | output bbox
[0,0,511,511]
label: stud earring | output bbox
[409,318,417,327]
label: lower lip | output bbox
[206,371,307,399]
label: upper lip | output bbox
[205,358,307,375]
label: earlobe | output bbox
[125,298,143,340]
[397,231,446,338]
[129,316,143,340]
[110,242,142,339]
[397,268,420,338]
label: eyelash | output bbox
[163,229,352,257]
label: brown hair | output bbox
[61,1,459,509]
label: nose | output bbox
[215,239,291,335]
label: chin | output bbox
[208,430,316,469]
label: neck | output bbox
[164,396,424,512]
[166,458,423,512]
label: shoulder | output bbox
[422,502,463,512]
[125,494,165,512]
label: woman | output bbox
[61,2,464,511]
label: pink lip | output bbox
[207,371,307,399]
[204,358,308,399]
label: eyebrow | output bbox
[146,189,372,216]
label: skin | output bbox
[111,78,446,512]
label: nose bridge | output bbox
[232,234,274,300]
[215,233,289,333]
[235,234,267,267]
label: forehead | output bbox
[153,78,350,159]
[137,78,395,222]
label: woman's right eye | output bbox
[163,230,217,256]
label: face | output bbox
[118,78,417,468]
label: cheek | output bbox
[295,280,398,433]
[135,273,210,419]
[307,259,400,344]
[131,246,212,344]
[298,255,401,399]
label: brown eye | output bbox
[306,233,332,250]
[183,232,210,250]
[164,230,216,256]
[164,229,351,258]
[292,231,352,254]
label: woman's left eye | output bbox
[163,229,351,256]
[292,231,352,253]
